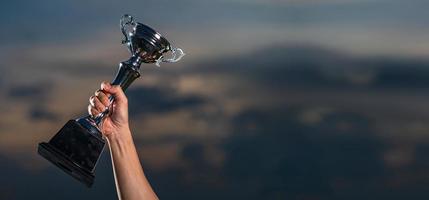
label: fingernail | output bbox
[102,82,111,90]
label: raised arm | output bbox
[88,82,158,200]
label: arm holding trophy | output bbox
[38,14,184,198]
[89,82,158,200]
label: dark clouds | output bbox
[371,59,429,88]
[146,105,429,200]
[192,44,429,90]
[7,84,50,100]
[143,107,377,199]
[131,45,429,199]
[127,86,207,116]
[5,83,60,122]
[28,106,58,121]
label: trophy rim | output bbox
[133,23,171,53]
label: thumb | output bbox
[101,82,127,105]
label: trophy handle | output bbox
[120,14,136,53]
[155,47,185,67]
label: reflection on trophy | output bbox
[37,14,184,187]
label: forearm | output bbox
[107,128,158,200]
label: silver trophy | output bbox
[38,14,184,187]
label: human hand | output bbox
[88,82,130,139]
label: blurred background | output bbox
[1,0,429,199]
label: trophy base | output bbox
[38,142,95,187]
[38,119,106,187]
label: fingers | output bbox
[88,81,128,117]
[95,89,110,107]
[88,104,100,117]
[88,94,107,116]
[100,81,127,105]
[90,95,106,111]
[88,88,110,116]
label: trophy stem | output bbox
[91,56,142,126]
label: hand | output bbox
[88,81,130,138]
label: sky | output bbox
[1,0,429,199]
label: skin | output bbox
[88,81,158,200]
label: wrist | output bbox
[106,128,135,157]
[106,125,132,142]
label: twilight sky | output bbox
[1,0,429,199]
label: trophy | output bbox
[38,14,184,187]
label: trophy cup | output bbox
[38,14,184,187]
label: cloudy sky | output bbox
[1,0,429,199]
